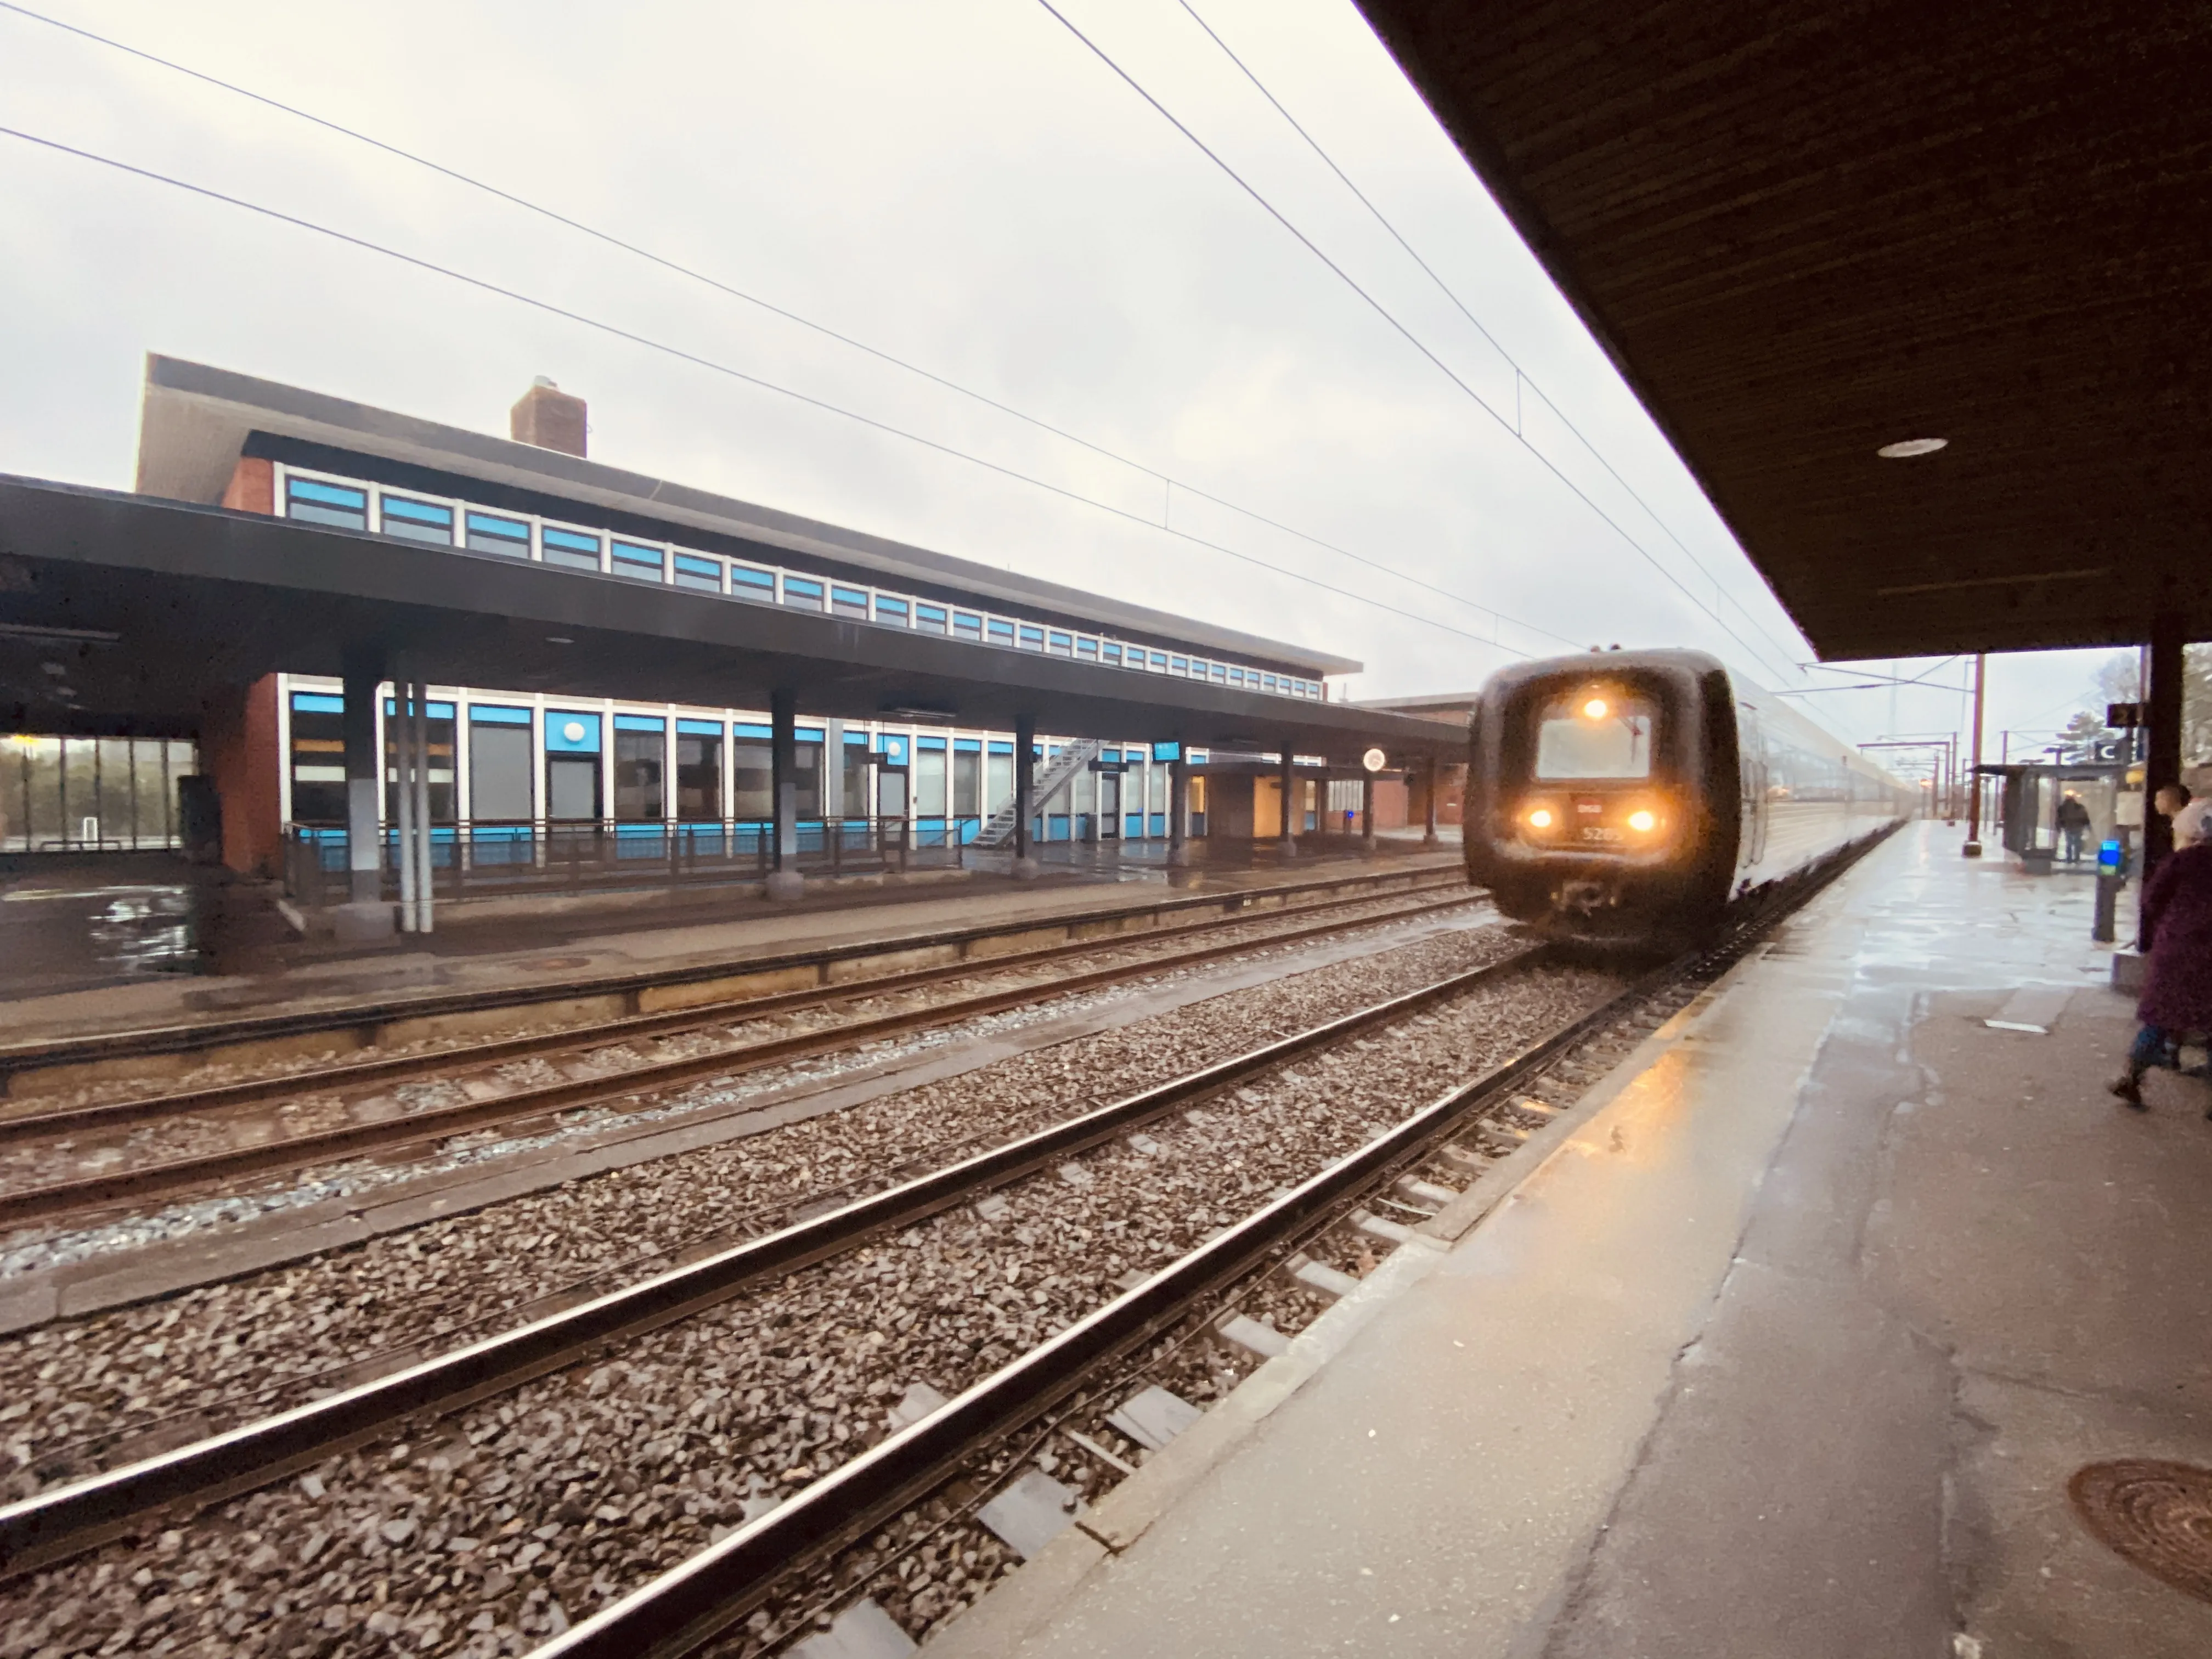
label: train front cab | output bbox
[1465,651,1741,942]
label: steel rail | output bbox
[0,945,1547,1582]
[0,865,1461,1084]
[0,874,1469,1147]
[0,887,1488,1231]
[527,828,1904,1658]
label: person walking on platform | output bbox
[2056,791,2092,862]
[2112,809,2212,1109]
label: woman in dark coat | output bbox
[2112,836,2212,1108]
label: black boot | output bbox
[2111,1071,2147,1109]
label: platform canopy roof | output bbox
[1356,1,2212,659]
[0,477,1457,765]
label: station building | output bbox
[116,358,1368,875]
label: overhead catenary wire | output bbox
[0,0,1586,661]
[0,122,1569,662]
[1032,0,1805,687]
[1170,0,1808,674]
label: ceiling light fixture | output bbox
[1877,438,1948,459]
[545,635,574,645]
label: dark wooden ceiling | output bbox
[1356,0,2212,659]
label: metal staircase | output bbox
[973,738,1104,848]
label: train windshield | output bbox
[1533,693,1655,779]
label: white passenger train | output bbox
[1463,649,1913,945]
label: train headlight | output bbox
[1582,697,1609,720]
[1627,809,1657,833]
[1525,806,1554,830]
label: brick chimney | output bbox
[510,376,587,457]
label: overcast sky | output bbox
[0,0,2128,774]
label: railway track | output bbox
[0,945,1567,1588]
[0,842,1877,1658]
[0,866,1464,1099]
[0,878,1483,1233]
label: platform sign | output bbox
[1151,741,1181,762]
[1088,757,1128,774]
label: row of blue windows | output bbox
[279,467,1328,701]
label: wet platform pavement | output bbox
[928,821,2212,1659]
[0,840,1460,1047]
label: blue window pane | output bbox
[465,510,531,555]
[876,596,910,625]
[470,704,532,725]
[782,577,825,611]
[987,618,1015,646]
[291,692,345,714]
[953,612,983,641]
[832,587,869,619]
[1103,642,1123,666]
[614,713,665,732]
[286,477,368,530]
[1149,652,1169,671]
[1211,664,1228,682]
[731,565,775,599]
[915,605,948,634]
[1047,631,1073,655]
[1171,657,1188,674]
[542,526,602,571]
[379,495,453,545]
[613,540,665,580]
[1018,626,1046,650]
[673,553,722,592]
[1076,637,1098,658]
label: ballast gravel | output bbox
[0,915,1516,1497]
[0,956,1618,1657]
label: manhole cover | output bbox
[2069,1459,2212,1603]
[522,955,591,972]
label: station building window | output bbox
[286,476,368,531]
[953,738,981,818]
[1102,642,1124,667]
[782,575,825,612]
[731,564,775,602]
[541,526,603,572]
[986,618,1015,648]
[1211,663,1228,684]
[465,510,532,557]
[875,595,909,627]
[916,604,949,635]
[1018,625,1046,652]
[1171,656,1189,675]
[915,738,947,822]
[379,495,454,545]
[1149,652,1169,672]
[673,552,723,593]
[612,540,665,582]
[545,712,602,821]
[1076,637,1098,661]
[732,724,772,819]
[953,611,983,642]
[1047,631,1073,656]
[832,586,870,621]
[613,715,666,820]
[795,731,825,817]
[383,697,457,822]
[842,733,873,818]
[986,740,1014,816]
[468,704,534,822]
[287,691,347,823]
[657,719,714,821]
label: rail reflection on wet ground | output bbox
[0,862,209,995]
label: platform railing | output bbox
[281,816,964,908]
